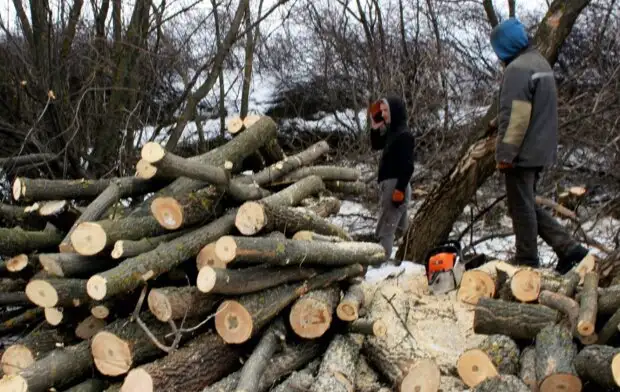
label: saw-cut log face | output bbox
[91,331,132,376]
[215,300,253,344]
[122,368,154,392]
[150,197,183,230]
[1,344,34,375]
[25,280,59,307]
[456,349,498,388]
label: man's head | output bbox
[490,18,529,63]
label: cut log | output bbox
[215,264,364,344]
[519,346,538,392]
[150,187,225,230]
[0,291,30,306]
[598,306,620,345]
[457,261,510,304]
[111,229,190,259]
[90,313,198,376]
[39,253,116,278]
[44,307,65,326]
[472,375,531,392]
[0,278,26,293]
[559,270,580,297]
[298,195,341,217]
[271,359,320,392]
[289,286,340,339]
[0,340,93,392]
[534,324,581,392]
[215,236,385,267]
[227,116,244,134]
[12,176,169,202]
[577,271,598,336]
[120,331,242,392]
[310,333,365,392]
[0,225,64,256]
[146,286,221,322]
[401,359,441,392]
[457,334,520,387]
[86,176,325,301]
[538,290,579,335]
[59,181,122,253]
[337,283,365,321]
[70,215,169,256]
[274,165,361,184]
[37,200,81,232]
[75,315,106,340]
[5,254,35,273]
[62,379,107,392]
[234,201,351,239]
[0,308,43,335]
[593,285,620,315]
[0,202,44,230]
[0,153,56,168]
[196,242,227,269]
[196,265,317,294]
[1,327,70,375]
[324,180,367,195]
[354,356,385,392]
[347,318,387,337]
[510,268,543,302]
[573,345,620,389]
[128,116,278,217]
[236,318,287,392]
[25,278,89,308]
[473,297,560,340]
[293,230,344,242]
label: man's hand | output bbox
[392,189,405,207]
[370,115,384,130]
[496,161,513,170]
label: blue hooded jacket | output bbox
[490,18,530,62]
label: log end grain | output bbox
[337,302,359,321]
[136,159,158,179]
[214,236,237,264]
[44,307,64,326]
[121,368,153,392]
[214,300,253,344]
[373,320,387,338]
[243,114,261,128]
[12,177,23,200]
[58,242,75,253]
[196,266,217,293]
[87,275,108,301]
[613,354,620,387]
[150,197,183,230]
[196,243,226,269]
[111,241,124,259]
[510,269,541,302]
[227,116,244,134]
[1,345,34,375]
[38,200,67,216]
[91,304,111,320]
[0,374,28,391]
[235,201,265,235]
[6,254,28,272]
[457,348,499,388]
[539,374,582,392]
[71,222,107,256]
[76,316,106,340]
[147,288,174,322]
[141,142,166,163]
[401,358,441,392]
[91,331,132,376]
[25,279,60,307]
[457,270,495,305]
[289,296,334,339]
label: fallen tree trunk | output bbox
[146,286,221,322]
[149,187,225,230]
[519,346,538,392]
[472,375,530,392]
[0,340,93,392]
[396,0,595,262]
[309,333,364,392]
[39,253,117,278]
[324,180,367,196]
[25,278,90,308]
[234,201,351,239]
[274,165,361,184]
[573,345,620,390]
[120,331,243,392]
[298,195,341,218]
[86,176,325,301]
[215,264,364,344]
[111,229,190,259]
[215,236,385,267]
[457,334,520,388]
[289,286,340,339]
[473,297,560,340]
[0,225,64,256]
[196,264,318,294]
[0,153,56,168]
[534,324,581,392]
[1,327,71,375]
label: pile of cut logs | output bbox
[456,256,620,391]
[0,116,441,392]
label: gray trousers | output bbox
[504,168,579,267]
[376,179,411,259]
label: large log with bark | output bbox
[62,379,107,392]
[214,236,385,267]
[337,283,365,321]
[38,253,117,278]
[573,345,620,389]
[0,225,64,256]
[86,175,325,301]
[519,346,538,392]
[1,327,72,375]
[534,324,582,392]
[25,278,90,308]
[0,202,45,230]
[149,187,225,230]
[457,334,520,388]
[146,286,221,322]
[0,308,43,335]
[289,286,340,339]
[273,165,361,184]
[472,375,531,392]
[309,333,364,392]
[111,229,190,259]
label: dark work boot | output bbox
[555,245,589,274]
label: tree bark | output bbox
[457,334,520,388]
[215,236,385,267]
[234,201,351,239]
[293,230,345,243]
[1,327,72,375]
[196,264,318,294]
[86,176,325,301]
[538,290,580,336]
[0,225,64,256]
[298,195,341,218]
[347,318,387,337]
[62,379,107,392]
[12,176,168,202]
[289,286,340,339]
[0,202,45,230]
[577,271,598,336]
[397,0,594,262]
[273,165,361,184]
[214,264,364,344]
[0,277,26,293]
[310,334,364,392]
[519,346,538,392]
[271,359,320,392]
[573,345,620,390]
[0,308,43,335]
[39,253,117,278]
[146,286,221,322]
[25,278,90,308]
[325,180,368,196]
[111,229,190,259]
[473,298,560,340]
[75,315,106,340]
[0,291,30,306]
[337,283,365,321]
[119,331,242,392]
[0,341,93,392]
[598,306,620,345]
[472,374,530,392]
[535,324,582,392]
[149,186,225,230]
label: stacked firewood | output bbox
[455,255,620,391]
[0,115,441,392]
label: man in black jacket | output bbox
[369,95,415,260]
[491,18,589,272]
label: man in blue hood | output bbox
[369,95,415,261]
[491,18,589,273]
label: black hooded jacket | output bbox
[369,95,415,192]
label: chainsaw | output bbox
[423,240,466,295]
